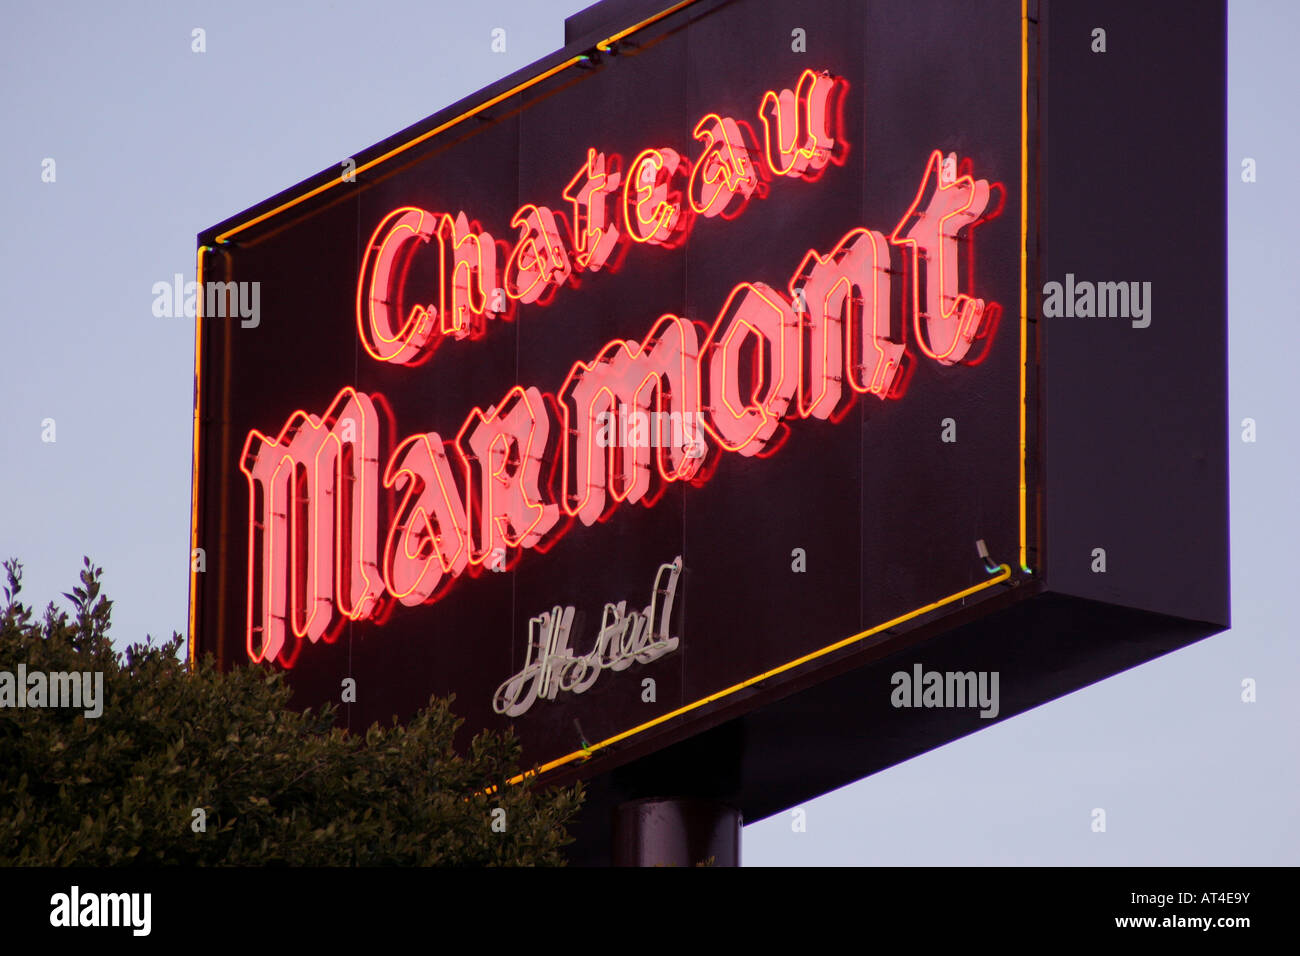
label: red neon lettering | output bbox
[382,433,470,607]
[505,204,572,305]
[456,385,560,566]
[559,314,706,526]
[357,207,440,364]
[688,113,761,220]
[241,387,383,665]
[563,148,624,272]
[623,148,690,246]
[438,211,499,338]
[791,228,902,417]
[356,70,851,359]
[890,150,993,366]
[256,83,1010,667]
[701,282,800,456]
[759,69,841,180]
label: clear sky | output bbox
[1,0,1295,865]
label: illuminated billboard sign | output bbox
[194,0,1227,855]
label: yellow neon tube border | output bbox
[213,0,705,246]
[506,564,1013,785]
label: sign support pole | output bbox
[612,797,741,867]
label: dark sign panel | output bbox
[194,0,1227,860]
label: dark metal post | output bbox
[613,797,741,867]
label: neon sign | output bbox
[355,69,842,365]
[492,556,683,717]
[241,69,1002,667]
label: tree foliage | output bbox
[0,558,582,865]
